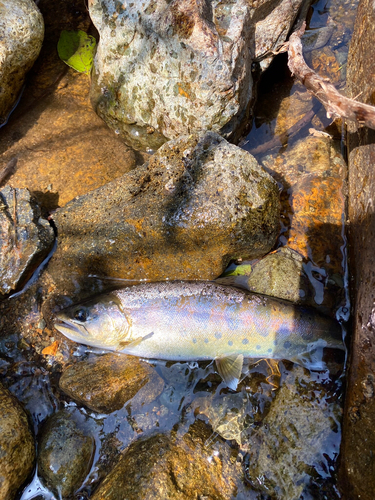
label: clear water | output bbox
[0,0,359,498]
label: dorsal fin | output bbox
[215,354,244,390]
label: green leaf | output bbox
[222,264,252,277]
[57,30,96,74]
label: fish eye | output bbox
[74,308,88,322]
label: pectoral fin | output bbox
[215,354,244,390]
[118,331,154,352]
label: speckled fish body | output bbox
[55,282,343,388]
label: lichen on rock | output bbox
[89,0,304,151]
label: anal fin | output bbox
[215,354,244,390]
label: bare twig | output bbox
[283,22,375,130]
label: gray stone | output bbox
[0,187,55,296]
[47,131,280,298]
[246,247,313,304]
[38,408,96,499]
[0,381,35,500]
[59,354,164,414]
[89,0,303,151]
[0,0,44,125]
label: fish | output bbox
[54,281,344,390]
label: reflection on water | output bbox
[0,0,359,499]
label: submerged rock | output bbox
[89,0,304,151]
[91,420,249,499]
[260,134,347,311]
[59,354,164,414]
[48,131,280,297]
[339,1,375,498]
[0,0,44,125]
[0,381,36,500]
[0,186,54,296]
[38,408,96,499]
[244,366,342,500]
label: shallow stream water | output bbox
[0,0,359,498]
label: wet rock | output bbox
[193,391,255,446]
[0,381,36,500]
[246,247,314,305]
[311,45,342,84]
[261,135,347,310]
[0,0,44,125]
[0,186,54,296]
[47,131,280,297]
[216,247,315,305]
[245,366,342,500]
[89,0,303,151]
[91,420,249,500]
[59,354,164,414]
[339,1,375,498]
[273,91,315,137]
[38,407,96,499]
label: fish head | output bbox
[54,295,130,350]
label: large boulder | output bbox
[47,131,280,298]
[0,0,44,125]
[339,1,375,499]
[89,0,304,151]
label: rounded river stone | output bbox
[0,381,35,500]
[38,408,95,499]
[59,353,164,414]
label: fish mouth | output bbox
[54,318,88,340]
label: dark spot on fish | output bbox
[242,338,249,345]
[214,332,222,339]
[204,338,209,344]
[284,341,291,349]
[228,317,239,330]
[193,338,197,344]
[228,340,233,346]
[274,340,278,346]
[268,348,272,353]
[256,345,261,350]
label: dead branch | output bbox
[283,22,375,130]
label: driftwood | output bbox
[282,22,375,130]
